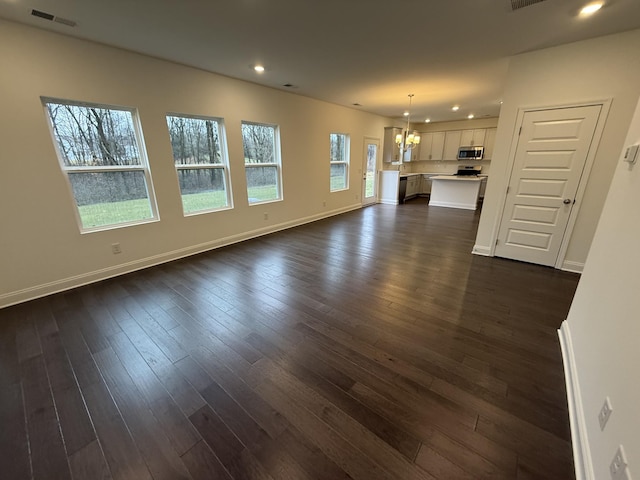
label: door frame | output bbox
[490,99,611,271]
[362,136,380,206]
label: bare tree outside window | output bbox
[166,114,231,214]
[241,122,282,203]
[330,133,349,191]
[44,99,157,231]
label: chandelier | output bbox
[395,94,421,152]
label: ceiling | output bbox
[2,0,640,123]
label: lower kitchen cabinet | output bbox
[406,175,419,199]
[421,174,432,194]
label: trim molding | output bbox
[472,245,492,256]
[558,321,594,480]
[378,199,399,205]
[0,204,361,309]
[428,200,477,210]
[562,260,585,274]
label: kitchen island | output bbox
[379,171,426,204]
[429,175,486,210]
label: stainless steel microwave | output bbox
[457,146,484,160]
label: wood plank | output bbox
[248,357,434,480]
[92,347,192,480]
[0,381,31,479]
[68,440,112,480]
[167,325,288,440]
[38,330,96,456]
[275,427,353,480]
[81,381,153,480]
[181,440,233,480]
[16,315,42,362]
[107,331,201,455]
[415,444,477,480]
[21,355,72,480]
[246,331,422,460]
[253,373,401,480]
[420,429,515,479]
[193,345,288,440]
[106,303,206,416]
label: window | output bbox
[241,122,282,204]
[166,114,232,215]
[43,99,157,232]
[330,133,349,191]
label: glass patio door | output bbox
[362,137,379,206]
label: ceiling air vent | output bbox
[31,8,76,27]
[54,16,77,27]
[509,0,546,11]
[31,9,54,20]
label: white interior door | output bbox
[495,105,602,266]
[362,138,379,206]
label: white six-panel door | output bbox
[495,105,601,266]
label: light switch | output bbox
[623,144,639,164]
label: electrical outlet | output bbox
[263,212,269,220]
[599,397,613,430]
[111,243,122,254]
[322,200,326,207]
[610,445,632,480]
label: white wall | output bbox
[0,20,393,307]
[474,29,640,270]
[562,96,640,480]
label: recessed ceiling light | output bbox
[580,1,604,16]
[468,114,475,119]
[403,111,410,117]
[254,65,265,73]
[452,105,460,111]
[424,118,431,123]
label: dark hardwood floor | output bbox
[0,198,580,480]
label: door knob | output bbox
[563,198,572,204]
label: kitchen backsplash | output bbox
[406,160,492,175]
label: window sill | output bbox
[183,205,234,217]
[248,198,283,206]
[79,216,159,234]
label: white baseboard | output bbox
[558,321,594,480]
[378,199,399,205]
[428,200,477,210]
[0,204,361,309]
[472,245,492,256]
[562,260,585,274]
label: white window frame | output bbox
[42,97,158,233]
[330,133,350,192]
[166,113,233,216]
[241,121,283,205]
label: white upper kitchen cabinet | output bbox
[460,128,486,147]
[383,127,402,163]
[418,131,445,161]
[443,130,462,160]
[483,128,497,159]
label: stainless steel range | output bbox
[455,165,482,176]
